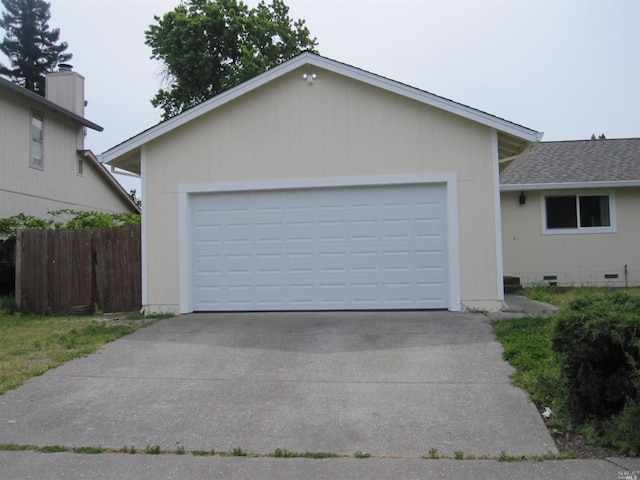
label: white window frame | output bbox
[30,112,44,170]
[541,190,617,234]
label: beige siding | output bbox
[142,66,502,313]
[0,92,133,219]
[501,188,640,286]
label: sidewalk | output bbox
[1,451,638,480]
[489,294,559,319]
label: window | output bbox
[77,158,84,175]
[543,193,615,233]
[31,113,43,169]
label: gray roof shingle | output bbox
[500,138,640,185]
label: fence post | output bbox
[14,229,22,311]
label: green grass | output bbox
[521,284,640,309]
[493,286,640,455]
[0,310,162,395]
[491,315,570,432]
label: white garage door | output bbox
[190,183,448,311]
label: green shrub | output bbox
[0,296,16,314]
[603,397,640,456]
[552,291,640,422]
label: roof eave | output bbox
[0,76,103,131]
[79,150,141,213]
[100,52,541,165]
[501,180,640,191]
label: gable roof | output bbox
[100,52,542,174]
[500,138,640,190]
[78,150,141,214]
[0,75,103,131]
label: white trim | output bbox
[179,172,457,195]
[140,146,148,309]
[445,178,462,311]
[491,130,504,301]
[110,165,141,178]
[502,180,640,192]
[541,190,617,235]
[101,52,540,165]
[178,187,190,314]
[178,173,462,313]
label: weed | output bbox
[176,445,185,455]
[274,448,300,458]
[73,446,103,454]
[427,448,439,459]
[463,306,488,314]
[37,445,70,453]
[454,450,464,460]
[192,449,215,456]
[302,451,340,459]
[354,451,371,458]
[145,444,161,455]
[0,443,31,451]
[231,447,247,457]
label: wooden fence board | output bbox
[15,225,141,314]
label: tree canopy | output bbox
[0,0,72,95]
[145,0,317,119]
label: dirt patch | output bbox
[90,314,149,328]
[554,433,617,459]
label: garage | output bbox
[102,53,542,313]
[188,182,449,311]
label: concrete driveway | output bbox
[0,311,556,458]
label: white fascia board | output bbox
[101,53,540,165]
[100,55,316,164]
[313,58,541,142]
[501,180,640,191]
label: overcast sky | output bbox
[4,0,639,192]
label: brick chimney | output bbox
[45,64,85,116]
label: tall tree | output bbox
[145,0,317,119]
[0,0,71,95]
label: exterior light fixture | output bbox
[302,73,317,85]
[519,191,526,205]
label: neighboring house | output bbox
[0,66,141,220]
[501,138,640,287]
[101,52,541,314]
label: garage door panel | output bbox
[190,184,448,311]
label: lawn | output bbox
[0,309,168,395]
[520,284,640,309]
[492,286,640,457]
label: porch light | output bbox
[519,191,526,205]
[302,73,317,85]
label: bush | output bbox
[604,398,640,456]
[552,291,640,422]
[0,296,16,314]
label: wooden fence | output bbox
[15,224,141,314]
